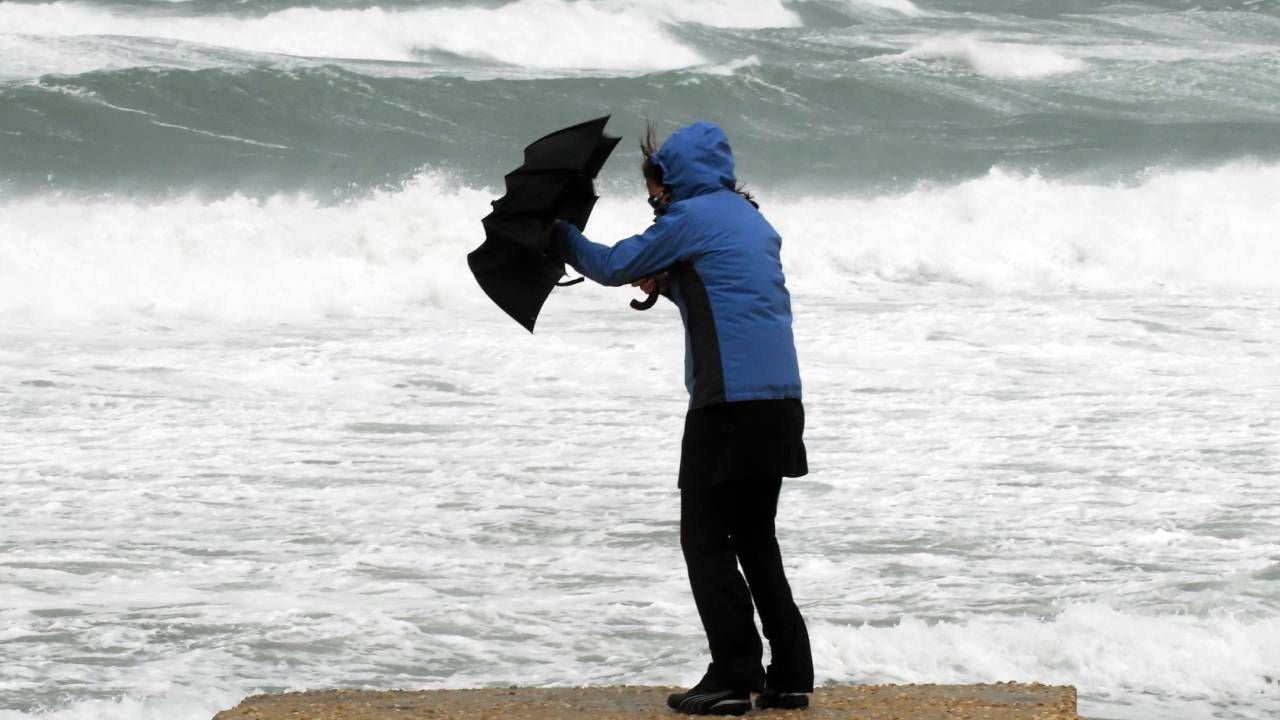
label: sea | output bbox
[1,1,1278,718]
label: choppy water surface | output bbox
[2,1,1280,719]
[4,283,1279,720]
[2,0,1279,195]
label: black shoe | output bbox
[667,685,751,716]
[754,688,809,710]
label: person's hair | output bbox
[639,119,759,208]
[640,119,664,188]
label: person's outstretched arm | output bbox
[554,206,690,287]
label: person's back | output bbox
[666,188,801,407]
[556,121,802,409]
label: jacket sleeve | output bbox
[554,207,690,287]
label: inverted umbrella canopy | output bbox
[468,116,621,332]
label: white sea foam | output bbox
[0,35,181,80]
[0,688,244,720]
[837,0,925,17]
[0,33,324,82]
[0,172,492,326]
[4,606,1272,719]
[0,0,803,76]
[2,163,1277,328]
[3,163,1278,718]
[601,0,799,28]
[694,54,763,76]
[772,163,1280,293]
[817,605,1280,718]
[900,35,1087,79]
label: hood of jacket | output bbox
[652,121,737,202]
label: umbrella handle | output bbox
[630,291,659,311]
[556,276,585,287]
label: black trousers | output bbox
[680,474,814,693]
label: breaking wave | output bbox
[0,603,1273,720]
[836,0,924,16]
[816,604,1280,720]
[4,2,1278,197]
[898,35,1087,79]
[0,688,245,720]
[0,0,807,73]
[773,162,1280,292]
[2,162,1276,327]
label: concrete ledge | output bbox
[212,683,1081,719]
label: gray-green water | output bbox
[2,0,1279,197]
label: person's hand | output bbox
[631,274,668,296]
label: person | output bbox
[551,120,814,716]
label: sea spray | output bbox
[3,163,1277,327]
[772,163,1280,292]
[899,36,1087,79]
[0,0,806,71]
[814,606,1280,718]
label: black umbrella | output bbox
[467,116,621,332]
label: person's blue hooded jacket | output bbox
[555,121,801,409]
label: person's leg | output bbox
[680,482,767,692]
[729,475,814,694]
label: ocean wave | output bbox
[897,35,1086,79]
[0,34,241,81]
[0,172,492,325]
[2,163,1276,328]
[7,60,1279,198]
[692,54,763,76]
[835,0,924,17]
[816,603,1280,719]
[0,0,809,74]
[0,688,244,720]
[1,603,1273,719]
[775,162,1280,292]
